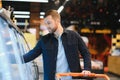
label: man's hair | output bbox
[45,9,61,20]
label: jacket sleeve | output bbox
[23,39,43,63]
[76,32,91,71]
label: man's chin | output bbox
[48,30,53,33]
[49,30,55,33]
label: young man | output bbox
[23,10,91,80]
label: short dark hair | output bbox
[45,9,61,20]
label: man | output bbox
[23,10,91,80]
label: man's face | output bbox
[44,15,58,33]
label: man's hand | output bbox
[81,70,91,76]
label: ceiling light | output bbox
[57,6,64,13]
[14,15,30,18]
[40,12,45,15]
[16,22,29,26]
[3,0,48,3]
[13,11,30,15]
[40,16,44,19]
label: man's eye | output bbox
[47,22,50,25]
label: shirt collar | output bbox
[63,28,68,34]
[50,28,68,38]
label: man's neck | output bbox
[54,25,63,38]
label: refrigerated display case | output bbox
[0,8,39,80]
